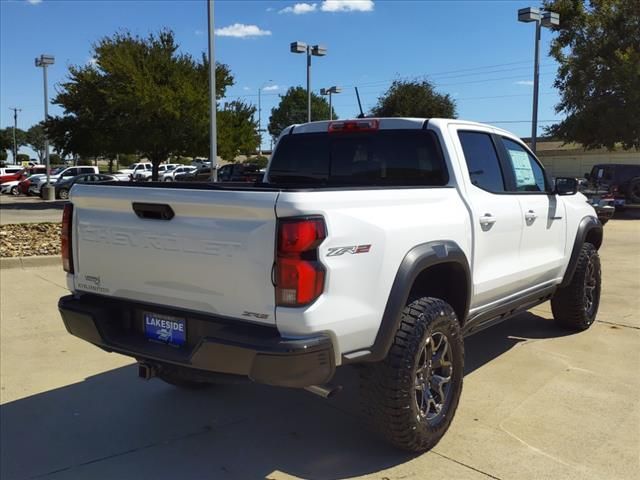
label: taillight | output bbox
[61,204,74,273]
[276,217,327,307]
[328,119,379,133]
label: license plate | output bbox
[143,312,186,346]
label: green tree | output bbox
[50,30,234,179]
[0,127,27,163]
[117,153,139,168]
[543,0,640,150]
[370,79,457,118]
[26,123,46,162]
[0,129,12,158]
[268,87,335,139]
[217,101,259,161]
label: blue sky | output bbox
[1,0,561,154]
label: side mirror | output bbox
[584,172,590,180]
[554,177,578,195]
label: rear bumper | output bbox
[58,294,335,388]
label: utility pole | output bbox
[207,0,218,182]
[9,107,21,165]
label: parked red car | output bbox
[0,169,26,184]
[14,166,48,195]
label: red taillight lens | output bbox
[276,217,327,307]
[328,119,379,133]
[276,257,325,305]
[61,204,74,273]
[278,218,326,254]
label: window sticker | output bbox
[508,149,535,187]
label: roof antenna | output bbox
[355,87,365,118]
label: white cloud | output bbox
[26,0,42,4]
[321,0,374,12]
[194,29,205,36]
[279,3,317,14]
[266,7,274,12]
[263,85,279,91]
[214,24,272,38]
[515,80,534,86]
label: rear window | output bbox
[268,130,448,186]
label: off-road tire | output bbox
[551,242,601,331]
[360,297,464,452]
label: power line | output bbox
[345,63,556,89]
[223,59,559,100]
[224,68,558,102]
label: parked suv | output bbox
[28,166,98,195]
[58,118,602,453]
[174,166,212,182]
[162,165,196,181]
[584,163,640,205]
[217,163,263,182]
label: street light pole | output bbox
[258,80,272,157]
[290,42,326,123]
[207,0,218,182]
[531,20,541,153]
[35,54,55,200]
[518,7,559,154]
[9,107,21,165]
[320,86,341,120]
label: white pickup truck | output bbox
[58,118,602,452]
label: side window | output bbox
[458,131,505,193]
[62,169,75,178]
[219,165,231,180]
[80,167,94,174]
[501,138,546,192]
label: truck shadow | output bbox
[0,199,67,211]
[1,311,570,480]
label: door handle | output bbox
[525,210,537,222]
[479,213,497,226]
[132,202,175,220]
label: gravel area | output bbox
[0,223,61,257]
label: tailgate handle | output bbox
[132,202,175,220]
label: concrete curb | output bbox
[0,255,60,270]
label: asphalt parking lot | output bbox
[1,217,638,480]
[0,194,66,225]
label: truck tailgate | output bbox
[70,185,279,325]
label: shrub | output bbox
[247,155,269,169]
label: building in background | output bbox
[527,138,639,178]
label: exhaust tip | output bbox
[304,384,342,399]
